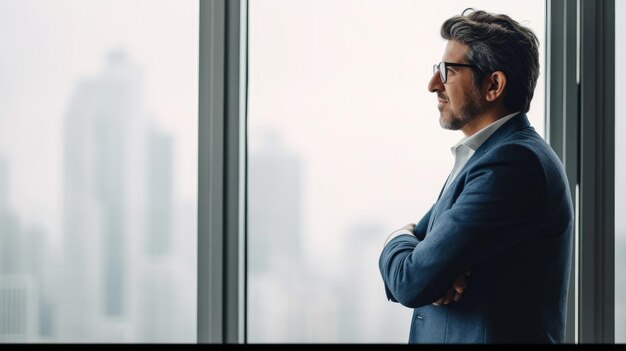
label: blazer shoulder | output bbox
[464,137,549,196]
[476,139,545,169]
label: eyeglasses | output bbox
[433,61,477,83]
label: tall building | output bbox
[0,159,28,276]
[136,125,175,342]
[338,221,411,342]
[60,50,146,340]
[59,50,179,342]
[145,126,173,256]
[247,134,306,341]
[0,275,39,342]
[0,157,18,275]
[248,135,303,273]
[0,159,47,342]
[0,157,7,211]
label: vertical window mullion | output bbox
[198,0,245,344]
[578,0,615,343]
[546,0,579,342]
[198,0,225,343]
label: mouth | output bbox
[436,95,448,111]
[437,98,448,110]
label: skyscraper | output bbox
[60,50,146,340]
[0,159,45,342]
[59,50,180,342]
[0,157,7,211]
[248,134,303,274]
[247,134,306,341]
[0,157,16,275]
[145,126,173,256]
[137,125,177,342]
[0,158,24,276]
[0,275,39,342]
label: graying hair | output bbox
[441,9,540,113]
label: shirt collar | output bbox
[450,111,520,155]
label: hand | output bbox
[432,269,471,306]
[384,223,417,247]
[396,223,416,233]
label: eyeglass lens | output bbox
[433,62,446,83]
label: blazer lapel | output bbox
[425,113,532,233]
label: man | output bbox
[379,9,573,343]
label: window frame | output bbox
[198,0,247,343]
[198,0,616,343]
[546,0,615,343]
[577,0,615,343]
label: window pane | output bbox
[247,0,545,342]
[0,0,198,342]
[616,0,625,342]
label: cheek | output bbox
[447,86,470,107]
[446,89,459,107]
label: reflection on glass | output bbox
[616,0,625,343]
[0,0,197,342]
[247,0,545,343]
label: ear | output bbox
[484,71,507,102]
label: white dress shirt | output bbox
[384,111,521,246]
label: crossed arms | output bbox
[379,144,546,308]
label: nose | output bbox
[428,70,444,93]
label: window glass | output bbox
[615,0,625,342]
[0,0,198,342]
[248,0,545,342]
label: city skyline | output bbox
[0,49,196,342]
[0,0,624,343]
[0,0,199,248]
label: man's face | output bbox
[428,40,485,131]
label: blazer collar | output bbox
[464,112,530,163]
[433,113,531,201]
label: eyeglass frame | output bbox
[433,61,479,83]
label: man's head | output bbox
[428,9,540,133]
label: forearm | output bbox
[379,235,452,308]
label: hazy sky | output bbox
[0,0,198,245]
[0,0,621,271]
[248,0,546,269]
[0,0,624,342]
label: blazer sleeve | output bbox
[380,205,433,302]
[379,144,547,308]
[413,204,433,241]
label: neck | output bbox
[461,106,512,137]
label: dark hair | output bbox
[441,9,540,113]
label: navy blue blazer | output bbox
[379,114,573,343]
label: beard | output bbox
[438,88,485,130]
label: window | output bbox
[0,0,198,342]
[7,0,620,344]
[247,0,545,342]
